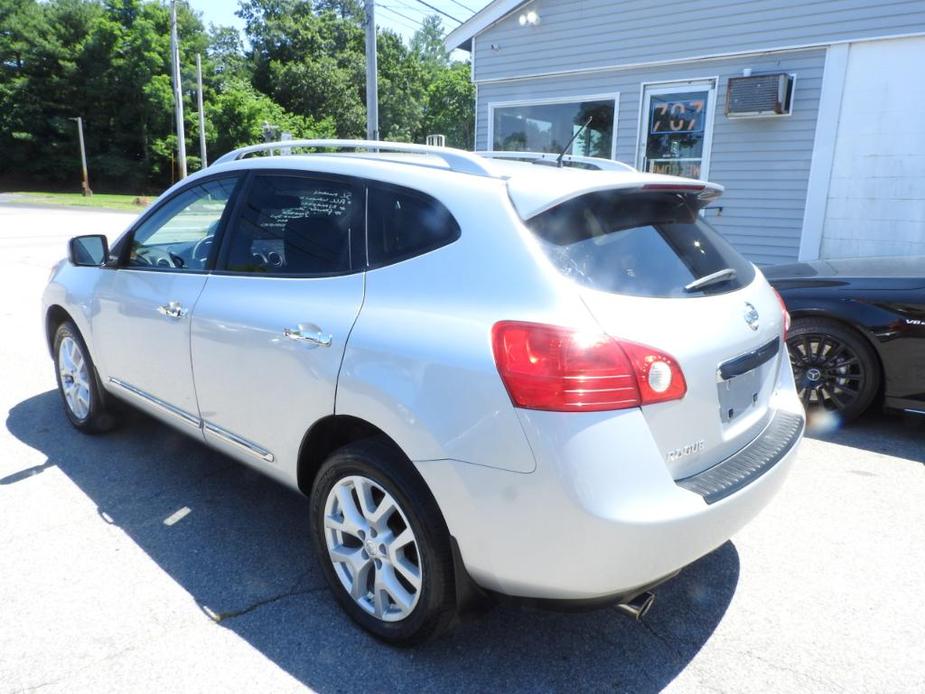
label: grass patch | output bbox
[2,191,152,211]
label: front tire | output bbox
[786,317,879,423]
[310,438,456,645]
[53,321,116,433]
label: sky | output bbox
[190,0,492,46]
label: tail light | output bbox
[491,321,686,412]
[773,289,791,338]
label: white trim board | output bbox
[468,30,925,85]
[798,43,849,261]
[487,92,620,160]
[473,82,479,151]
[445,0,528,52]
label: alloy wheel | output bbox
[787,332,865,412]
[323,475,423,622]
[58,336,91,420]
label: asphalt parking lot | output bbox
[1,204,924,693]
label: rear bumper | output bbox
[676,409,803,504]
[416,366,804,601]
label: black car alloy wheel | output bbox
[786,317,879,422]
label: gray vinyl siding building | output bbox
[447,1,925,265]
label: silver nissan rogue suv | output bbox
[43,140,804,644]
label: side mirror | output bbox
[68,235,109,267]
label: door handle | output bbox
[156,301,187,320]
[283,326,332,348]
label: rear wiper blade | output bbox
[684,268,737,292]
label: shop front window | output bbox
[492,99,615,158]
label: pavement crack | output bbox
[638,619,684,660]
[735,649,850,692]
[204,584,327,623]
[18,642,140,693]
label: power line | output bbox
[378,11,420,32]
[378,4,425,29]
[378,1,478,36]
[446,0,478,13]
[392,0,428,14]
[410,0,462,24]
[381,0,432,26]
[391,0,436,20]
[400,0,477,16]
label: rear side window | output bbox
[366,184,460,268]
[222,174,360,276]
[527,191,755,298]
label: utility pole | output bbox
[195,53,207,168]
[169,0,187,178]
[364,0,379,141]
[70,117,92,197]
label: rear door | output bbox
[527,188,785,478]
[190,172,365,473]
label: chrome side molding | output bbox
[109,378,201,429]
[108,378,275,463]
[203,422,275,463]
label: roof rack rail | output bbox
[477,151,636,172]
[212,138,499,177]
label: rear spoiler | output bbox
[517,180,725,219]
[637,182,723,204]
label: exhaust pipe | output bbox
[615,591,655,621]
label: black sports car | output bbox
[764,256,925,423]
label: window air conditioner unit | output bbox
[725,73,794,118]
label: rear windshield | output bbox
[527,191,755,298]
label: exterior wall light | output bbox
[518,10,540,26]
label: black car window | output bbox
[222,174,360,276]
[124,177,240,272]
[366,184,460,268]
[527,190,755,298]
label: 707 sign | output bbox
[650,97,706,134]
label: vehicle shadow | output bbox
[805,408,925,465]
[6,391,740,692]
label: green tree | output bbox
[209,77,334,156]
[410,14,448,69]
[208,23,246,77]
[0,0,106,184]
[421,61,474,148]
[313,0,362,21]
[0,0,480,191]
[376,29,426,141]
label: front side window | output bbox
[366,185,460,267]
[126,177,239,271]
[492,99,614,158]
[222,174,359,275]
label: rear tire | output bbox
[786,317,879,423]
[310,437,457,645]
[52,321,116,434]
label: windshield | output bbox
[527,190,755,298]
